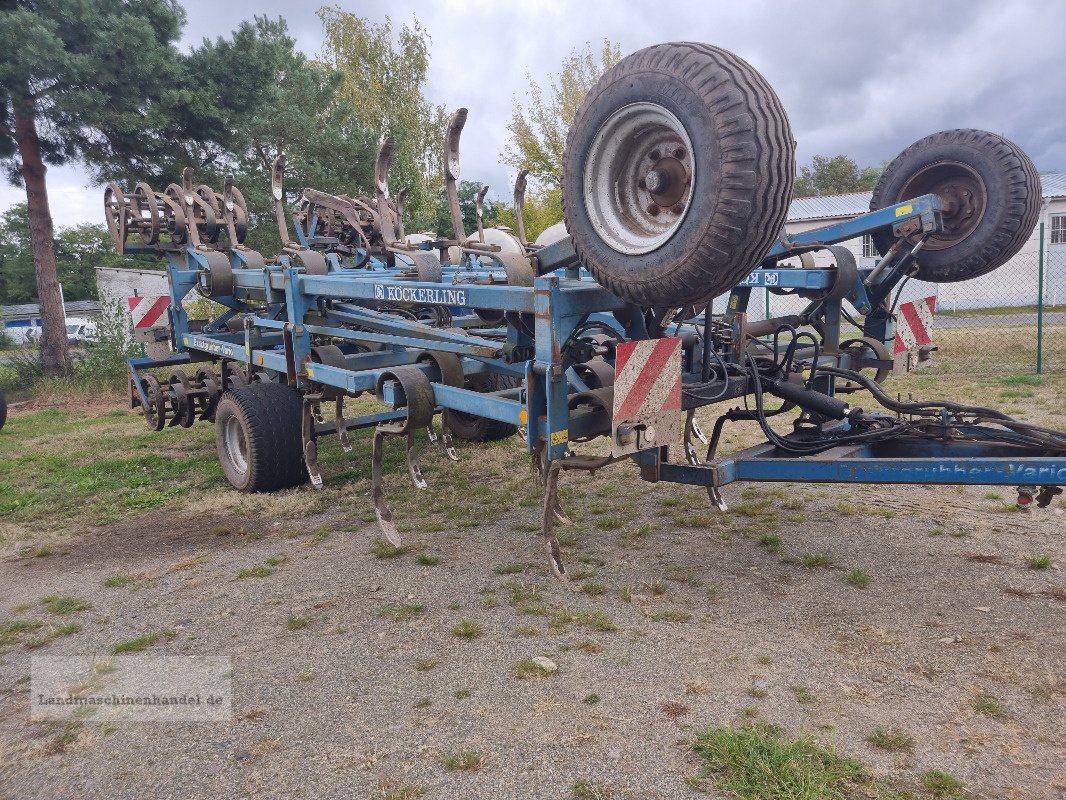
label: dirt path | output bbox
[1,474,1063,799]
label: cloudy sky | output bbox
[3,0,1064,228]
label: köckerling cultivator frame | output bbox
[107,42,1065,576]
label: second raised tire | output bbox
[215,382,307,492]
[562,41,795,308]
[870,129,1042,283]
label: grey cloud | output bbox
[9,0,1063,226]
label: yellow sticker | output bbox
[256,355,264,365]
[519,409,528,425]
[550,429,568,446]
[306,366,315,378]
[729,295,738,309]
[895,203,913,217]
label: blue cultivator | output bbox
[105,42,1064,577]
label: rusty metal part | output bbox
[371,430,402,547]
[374,137,402,246]
[897,161,987,250]
[445,109,468,242]
[141,374,166,431]
[837,336,892,393]
[168,368,196,428]
[132,182,162,245]
[475,185,489,243]
[103,183,127,252]
[513,169,529,245]
[302,396,324,489]
[825,245,857,303]
[408,251,443,282]
[199,250,234,299]
[272,154,293,247]
[335,396,353,452]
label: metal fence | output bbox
[722,227,1065,376]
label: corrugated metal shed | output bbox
[787,172,1066,223]
[787,192,872,222]
[2,300,101,322]
[1040,171,1066,198]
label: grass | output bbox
[583,693,601,705]
[285,615,310,631]
[921,770,964,798]
[102,572,136,588]
[790,685,816,705]
[800,552,834,569]
[450,619,484,639]
[377,603,425,621]
[441,750,484,771]
[414,658,438,672]
[110,629,175,654]
[493,562,526,575]
[758,533,782,552]
[581,581,606,596]
[571,780,615,799]
[416,553,441,566]
[237,565,274,579]
[454,688,472,699]
[40,594,91,615]
[844,568,870,588]
[513,658,554,679]
[693,722,868,800]
[865,727,914,752]
[0,619,43,645]
[645,609,692,623]
[370,539,412,559]
[971,692,1007,718]
[1024,554,1053,569]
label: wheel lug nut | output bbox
[649,149,661,162]
[674,147,686,160]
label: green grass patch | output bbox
[237,565,274,579]
[102,572,136,588]
[450,619,484,639]
[40,594,91,615]
[844,568,870,588]
[865,727,913,752]
[110,630,175,654]
[377,603,425,621]
[693,722,868,800]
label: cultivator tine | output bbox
[302,399,324,489]
[541,461,568,579]
[475,185,489,243]
[513,169,529,246]
[684,409,701,466]
[707,486,728,513]
[371,430,402,547]
[438,419,460,462]
[405,432,428,490]
[690,417,709,445]
[335,397,352,453]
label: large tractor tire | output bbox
[562,42,795,308]
[214,382,307,492]
[870,129,1041,283]
[444,373,520,443]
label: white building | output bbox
[778,172,1066,313]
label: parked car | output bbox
[66,318,99,345]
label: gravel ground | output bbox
[1,465,1064,799]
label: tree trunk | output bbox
[13,98,72,377]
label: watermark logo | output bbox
[31,656,232,722]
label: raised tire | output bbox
[215,382,307,492]
[870,129,1041,283]
[562,41,794,308]
[444,373,520,443]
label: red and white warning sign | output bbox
[612,336,683,455]
[128,295,171,330]
[894,295,936,354]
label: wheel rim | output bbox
[223,415,249,476]
[583,102,695,255]
[897,161,987,251]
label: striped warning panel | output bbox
[893,295,936,354]
[612,336,683,424]
[128,295,171,329]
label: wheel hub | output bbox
[583,102,695,255]
[897,161,987,251]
